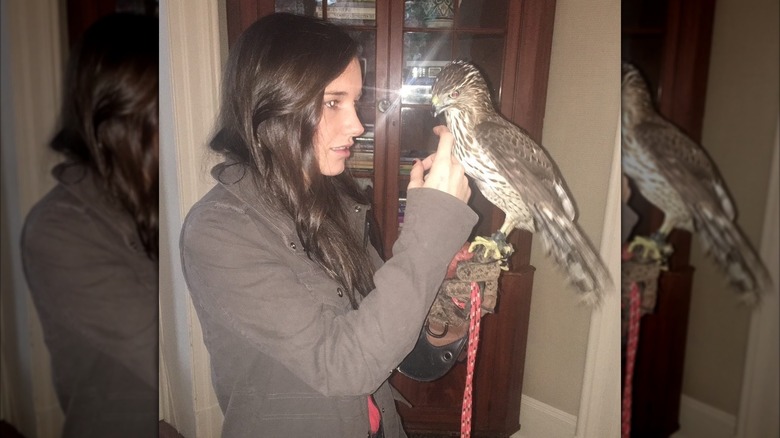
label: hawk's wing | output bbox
[632,118,769,295]
[474,116,610,296]
[474,116,575,221]
[633,118,735,220]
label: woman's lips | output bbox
[331,145,352,157]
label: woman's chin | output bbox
[319,162,347,176]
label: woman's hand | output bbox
[408,126,471,203]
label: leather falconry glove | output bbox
[397,244,502,382]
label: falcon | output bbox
[621,62,770,301]
[431,60,610,303]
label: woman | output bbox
[180,13,475,437]
[21,13,158,437]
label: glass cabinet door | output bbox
[386,0,510,253]
[275,0,377,26]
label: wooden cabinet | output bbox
[622,0,715,436]
[226,1,556,435]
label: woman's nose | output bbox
[347,108,364,138]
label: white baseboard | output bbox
[672,394,736,438]
[512,395,578,438]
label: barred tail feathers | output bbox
[694,208,770,303]
[534,205,612,304]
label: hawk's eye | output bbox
[450,90,460,99]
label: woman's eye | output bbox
[325,100,338,109]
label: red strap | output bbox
[622,281,641,438]
[461,281,482,438]
[368,394,381,433]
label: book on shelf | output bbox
[398,197,407,229]
[398,151,432,175]
[404,76,436,86]
[351,151,374,162]
[348,163,374,173]
[405,60,450,72]
[348,161,374,168]
[350,125,374,172]
[348,165,374,173]
[355,132,374,143]
[403,149,429,159]
[347,146,374,172]
[355,128,374,150]
[316,2,375,20]
[348,160,374,168]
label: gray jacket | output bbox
[180,162,477,437]
[21,164,158,437]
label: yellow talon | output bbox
[628,235,672,265]
[468,236,502,260]
[469,235,512,270]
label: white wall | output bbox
[521,0,620,418]
[682,0,779,417]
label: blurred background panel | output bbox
[1,2,158,437]
[621,0,779,437]
[67,0,157,46]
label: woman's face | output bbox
[314,58,365,176]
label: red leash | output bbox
[622,282,641,437]
[461,281,483,438]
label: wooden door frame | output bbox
[575,120,622,438]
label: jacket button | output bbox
[289,242,297,250]
[381,407,385,413]
[354,205,362,213]
[337,288,344,297]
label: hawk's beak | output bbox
[431,95,443,117]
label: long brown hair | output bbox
[51,13,158,259]
[211,13,375,309]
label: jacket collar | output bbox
[53,163,145,254]
[211,160,296,236]
[210,160,371,248]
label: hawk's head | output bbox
[621,62,655,122]
[431,60,493,118]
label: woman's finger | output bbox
[407,159,425,189]
[430,126,454,168]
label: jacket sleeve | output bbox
[181,188,477,397]
[21,194,158,390]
